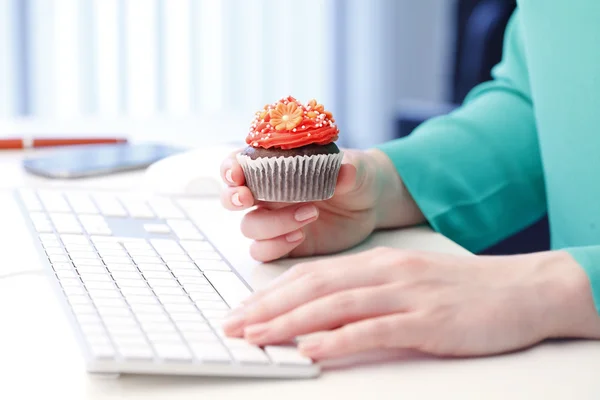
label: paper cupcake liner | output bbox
[236,152,344,202]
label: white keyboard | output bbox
[15,189,319,379]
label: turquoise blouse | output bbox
[378,2,600,312]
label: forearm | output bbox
[367,148,426,230]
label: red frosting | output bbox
[245,96,339,150]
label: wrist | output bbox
[365,148,425,230]
[534,251,600,340]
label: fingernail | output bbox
[222,311,246,332]
[294,205,318,222]
[299,338,322,355]
[232,192,243,207]
[225,169,234,184]
[285,230,304,243]
[244,323,269,341]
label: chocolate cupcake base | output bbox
[236,151,343,202]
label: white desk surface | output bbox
[1,119,600,400]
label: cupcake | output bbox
[236,96,343,202]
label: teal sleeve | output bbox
[564,247,600,313]
[376,11,546,253]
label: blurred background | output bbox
[0,0,516,148]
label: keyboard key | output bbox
[123,241,153,251]
[59,277,83,287]
[52,262,74,270]
[123,295,158,305]
[202,309,228,319]
[230,347,270,364]
[174,321,211,332]
[119,197,155,219]
[89,344,116,359]
[56,269,78,279]
[69,251,98,259]
[97,249,129,258]
[192,252,223,261]
[49,213,82,233]
[172,269,204,279]
[197,260,230,271]
[19,189,43,211]
[79,273,112,282]
[40,238,61,248]
[105,263,137,272]
[143,224,171,234]
[71,304,97,314]
[33,222,54,233]
[111,271,141,280]
[65,243,96,252]
[153,343,192,361]
[60,234,91,245]
[147,198,185,219]
[163,303,198,314]
[194,300,228,311]
[264,345,313,366]
[93,194,127,217]
[94,242,123,251]
[66,294,92,305]
[189,343,231,363]
[65,192,99,214]
[84,281,116,291]
[184,285,215,294]
[136,313,171,324]
[203,271,252,309]
[96,307,132,317]
[150,239,185,254]
[152,286,185,296]
[75,265,107,274]
[103,256,132,264]
[38,190,70,212]
[73,259,104,266]
[146,332,182,343]
[116,279,150,288]
[93,297,127,308]
[177,276,210,286]
[49,254,71,263]
[188,292,222,302]
[140,321,178,333]
[88,289,122,299]
[169,312,205,323]
[156,294,192,304]
[162,254,190,262]
[132,255,163,264]
[129,304,164,314]
[167,261,197,271]
[119,286,153,296]
[142,271,173,280]
[180,240,214,252]
[137,263,168,272]
[62,285,87,296]
[118,345,154,360]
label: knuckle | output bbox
[332,292,358,313]
[293,262,316,276]
[303,271,330,295]
[391,251,426,270]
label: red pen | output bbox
[0,137,128,149]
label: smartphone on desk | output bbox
[22,143,184,179]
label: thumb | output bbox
[333,150,366,196]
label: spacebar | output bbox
[203,271,252,309]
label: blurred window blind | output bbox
[0,0,336,119]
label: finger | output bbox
[222,250,391,337]
[248,230,305,263]
[220,151,246,187]
[333,163,358,196]
[298,314,423,360]
[239,247,390,308]
[220,186,256,211]
[240,204,319,240]
[242,284,404,345]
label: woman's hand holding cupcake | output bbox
[220,96,425,262]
